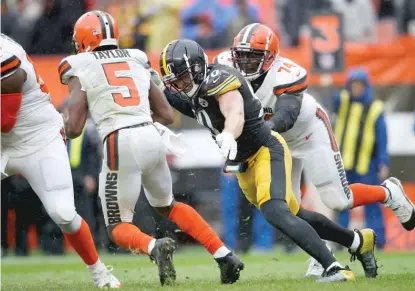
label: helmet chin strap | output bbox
[187,81,200,97]
[183,53,205,98]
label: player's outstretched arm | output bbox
[149,80,174,125]
[218,89,245,139]
[64,77,88,139]
[266,93,302,133]
[1,68,26,133]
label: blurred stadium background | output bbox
[1,0,415,261]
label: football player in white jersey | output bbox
[60,11,243,286]
[0,33,120,288]
[215,23,415,277]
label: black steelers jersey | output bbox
[166,64,271,162]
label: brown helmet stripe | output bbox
[94,11,107,39]
[242,23,260,44]
[105,12,115,38]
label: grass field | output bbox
[2,246,415,291]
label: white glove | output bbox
[216,131,237,160]
[154,122,187,157]
[149,68,165,90]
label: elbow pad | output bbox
[1,92,22,133]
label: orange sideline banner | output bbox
[31,35,415,108]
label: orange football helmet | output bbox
[231,23,279,80]
[72,10,119,53]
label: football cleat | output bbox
[89,263,121,289]
[305,243,332,278]
[150,238,177,286]
[349,228,378,278]
[215,252,244,284]
[383,177,415,230]
[316,265,356,283]
[305,257,325,278]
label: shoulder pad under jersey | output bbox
[272,57,308,96]
[1,52,21,80]
[206,65,242,97]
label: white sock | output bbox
[87,258,102,271]
[148,239,156,255]
[213,246,231,259]
[326,261,343,272]
[349,231,361,252]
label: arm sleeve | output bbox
[266,93,303,133]
[375,113,389,166]
[1,93,22,133]
[164,89,196,119]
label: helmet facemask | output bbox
[72,38,79,54]
[231,47,276,81]
[162,56,206,100]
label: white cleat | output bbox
[383,177,415,231]
[89,262,122,289]
[305,257,325,278]
[305,243,332,278]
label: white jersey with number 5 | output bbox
[1,33,63,157]
[59,49,153,141]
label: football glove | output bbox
[154,122,187,157]
[216,131,237,160]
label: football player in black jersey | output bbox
[156,39,379,283]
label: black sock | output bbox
[297,208,354,248]
[261,200,336,269]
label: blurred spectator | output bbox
[138,0,183,53]
[398,0,415,35]
[106,0,145,50]
[332,68,388,249]
[1,0,43,49]
[226,0,259,45]
[28,0,83,54]
[331,0,377,42]
[372,0,398,42]
[181,0,231,49]
[279,0,332,46]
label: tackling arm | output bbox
[65,77,88,139]
[218,89,245,139]
[1,68,26,133]
[266,93,302,133]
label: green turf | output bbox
[2,247,415,291]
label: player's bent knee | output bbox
[260,199,294,228]
[153,200,176,217]
[318,185,350,211]
[56,213,82,234]
[48,204,77,226]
